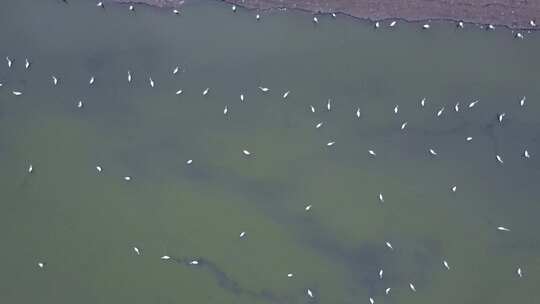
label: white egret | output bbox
[420,97,426,107]
[327,99,331,111]
[498,113,506,123]
[393,105,399,114]
[242,150,251,156]
[175,89,183,95]
[378,193,384,203]
[369,297,375,304]
[186,159,193,165]
[223,106,228,115]
[516,32,524,39]
[437,107,445,117]
[517,267,523,277]
[469,100,479,108]
[12,91,23,96]
[25,58,30,69]
[28,164,33,173]
[315,122,323,129]
[458,21,464,28]
[520,96,526,107]
[258,86,269,92]
[496,155,504,164]
[385,241,393,250]
[173,66,179,75]
[530,20,537,27]
[389,21,397,27]
[310,105,315,113]
[385,288,391,295]
[524,149,530,159]
[287,273,293,278]
[305,204,312,211]
[202,88,209,95]
[189,260,199,265]
[443,260,450,270]
[6,56,12,68]
[239,231,246,238]
[451,185,457,192]
[161,255,171,260]
[466,137,472,142]
[129,5,134,11]
[409,283,416,292]
[488,24,495,30]
[173,9,180,15]
[375,22,380,28]
[149,77,154,88]
[429,148,438,156]
[77,100,83,108]
[356,108,361,118]
[401,121,408,130]
[256,14,260,20]
[96,165,102,172]
[497,226,510,231]
[89,76,95,85]
[97,2,104,8]
[313,16,319,24]
[232,5,236,12]
[369,150,376,156]
[331,13,336,18]
[423,23,430,29]
[454,102,460,112]
[378,269,383,279]
[127,70,132,83]
[240,94,245,102]
[124,176,131,181]
[282,91,290,99]
[307,289,314,298]
[133,247,140,255]
[37,262,45,269]
[327,141,335,147]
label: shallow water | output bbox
[1,0,539,303]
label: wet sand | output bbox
[112,0,539,29]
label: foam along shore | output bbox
[111,0,539,30]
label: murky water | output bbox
[1,0,539,303]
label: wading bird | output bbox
[242,150,251,156]
[370,297,375,304]
[175,89,183,95]
[378,269,383,279]
[97,2,103,8]
[89,76,95,85]
[282,91,290,99]
[394,105,399,114]
[524,149,530,159]
[258,86,269,92]
[385,288,391,295]
[129,5,134,11]
[256,14,260,20]
[356,108,361,118]
[455,102,460,112]
[423,23,430,29]
[240,94,244,102]
[305,204,312,211]
[327,99,331,111]
[173,66,179,75]
[52,75,59,86]
[313,16,319,24]
[6,56,12,68]
[77,100,83,108]
[443,260,450,270]
[25,58,30,69]
[149,77,154,88]
[458,21,464,28]
[232,5,236,12]
[310,105,315,113]
[496,155,504,164]
[37,262,45,269]
[497,226,510,231]
[517,267,523,277]
[315,122,323,129]
[287,273,293,278]
[127,70,132,83]
[161,255,170,260]
[369,150,376,156]
[96,165,102,172]
[378,193,384,203]
[239,231,246,238]
[186,159,193,165]
[389,21,397,27]
[401,121,408,130]
[133,247,140,255]
[437,107,445,117]
[173,9,180,15]
[375,22,380,29]
[420,97,426,107]
[520,96,526,107]
[409,283,416,292]
[12,91,23,96]
[429,148,438,156]
[124,176,131,181]
[307,289,314,298]
[385,241,393,250]
[202,88,209,95]
[469,100,479,108]
[466,137,472,142]
[28,164,33,173]
[327,141,335,147]
[223,106,228,115]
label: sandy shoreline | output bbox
[111,0,539,30]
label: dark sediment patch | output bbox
[110,0,539,29]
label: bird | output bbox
[356,108,361,118]
[6,56,12,68]
[25,58,30,69]
[202,88,209,96]
[28,164,33,173]
[468,100,479,108]
[133,247,140,255]
[127,70,132,83]
[389,21,397,27]
[240,94,245,102]
[12,91,23,96]
[149,77,155,88]
[97,2,104,8]
[429,148,438,156]
[258,86,269,92]
[77,100,83,108]
[186,159,193,165]
[256,14,260,21]
[401,121,408,130]
[437,107,445,117]
[454,102,460,112]
[232,5,236,12]
[0,82,2,87]
[530,20,537,27]
[287,273,294,278]
[327,99,331,111]
[466,137,473,142]
[242,150,251,156]
[305,204,312,211]
[369,150,376,156]
[307,289,314,298]
[331,13,336,18]
[496,155,504,164]
[497,113,506,123]
[369,297,375,304]
[313,16,319,24]
[523,149,530,159]
[378,193,384,203]
[497,226,510,231]
[423,23,430,29]
[189,260,199,266]
[420,97,426,107]
[315,122,324,129]
[223,106,228,115]
[160,255,171,260]
[310,105,315,113]
[239,231,246,238]
[378,269,383,279]
[173,9,180,15]
[458,21,464,28]
[37,262,45,269]
[515,32,524,39]
[409,283,416,292]
[517,267,523,277]
[173,66,179,75]
[443,260,450,270]
[51,75,59,86]
[96,165,102,172]
[385,241,393,250]
[385,288,391,295]
[129,5,134,11]
[175,89,183,95]
[520,96,526,107]
[393,105,399,114]
[282,91,290,99]
[124,176,131,181]
[89,76,95,85]
[487,24,495,30]
[327,141,335,147]
[374,21,380,29]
